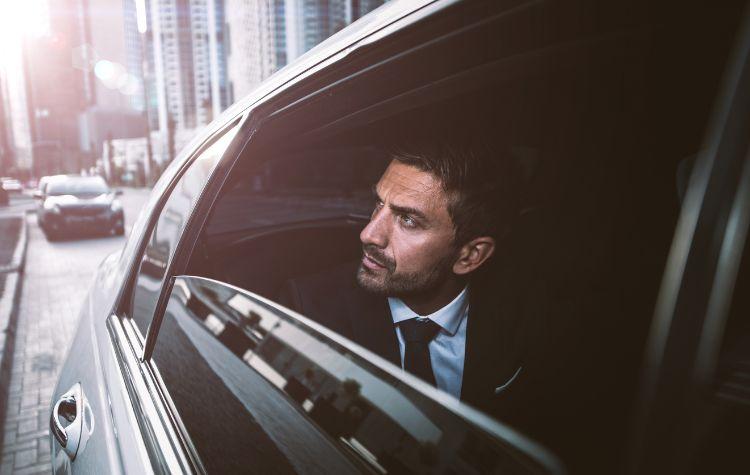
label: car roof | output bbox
[234,0,444,112]
[197,0,450,137]
[57,175,105,182]
[39,174,68,184]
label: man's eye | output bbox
[399,214,417,228]
[371,201,383,217]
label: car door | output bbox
[49,115,246,474]
[143,274,563,474]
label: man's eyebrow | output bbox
[371,184,428,220]
[390,203,427,221]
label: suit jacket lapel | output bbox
[461,286,499,404]
[461,274,527,408]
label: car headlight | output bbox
[111,200,122,212]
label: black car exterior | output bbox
[49,0,750,474]
[37,176,124,240]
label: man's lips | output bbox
[362,253,387,270]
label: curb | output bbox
[0,213,29,451]
[0,212,28,273]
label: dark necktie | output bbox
[398,318,441,386]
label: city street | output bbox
[0,188,151,474]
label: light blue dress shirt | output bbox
[388,286,469,398]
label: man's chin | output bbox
[356,265,389,295]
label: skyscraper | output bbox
[151,0,214,132]
[82,0,150,163]
[0,0,94,176]
[225,0,385,105]
[284,0,349,62]
[208,0,231,118]
[225,0,279,101]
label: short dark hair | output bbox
[389,141,517,247]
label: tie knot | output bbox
[398,318,441,343]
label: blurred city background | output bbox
[0,0,388,187]
[0,2,388,471]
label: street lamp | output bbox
[135,0,154,185]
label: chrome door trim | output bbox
[139,114,249,361]
[107,314,195,474]
[109,111,250,337]
[144,353,207,475]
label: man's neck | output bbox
[399,278,466,316]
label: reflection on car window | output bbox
[152,276,549,474]
[129,122,241,334]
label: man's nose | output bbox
[360,208,389,248]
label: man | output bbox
[282,142,532,412]
[282,143,605,472]
[355,146,502,399]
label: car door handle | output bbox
[50,383,93,460]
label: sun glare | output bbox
[0,0,50,69]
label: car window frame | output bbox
[138,0,544,358]
[120,112,251,349]
[103,112,251,474]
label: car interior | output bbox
[176,4,744,471]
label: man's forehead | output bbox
[377,161,442,198]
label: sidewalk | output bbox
[0,214,28,455]
[0,197,34,220]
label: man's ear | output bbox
[453,236,496,275]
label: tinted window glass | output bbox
[129,123,240,333]
[152,276,554,474]
[190,147,386,302]
[47,176,109,196]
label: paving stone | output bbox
[17,417,37,435]
[13,462,51,475]
[13,448,36,468]
[1,207,144,467]
[36,413,47,434]
[14,429,49,446]
[0,457,14,475]
[1,437,35,455]
[36,438,50,460]
[2,428,15,446]
[4,409,38,423]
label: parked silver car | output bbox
[50,0,750,473]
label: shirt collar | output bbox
[388,286,469,336]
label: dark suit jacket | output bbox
[280,260,606,472]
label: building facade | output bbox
[2,0,94,177]
[225,0,386,105]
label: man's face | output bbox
[357,160,458,297]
